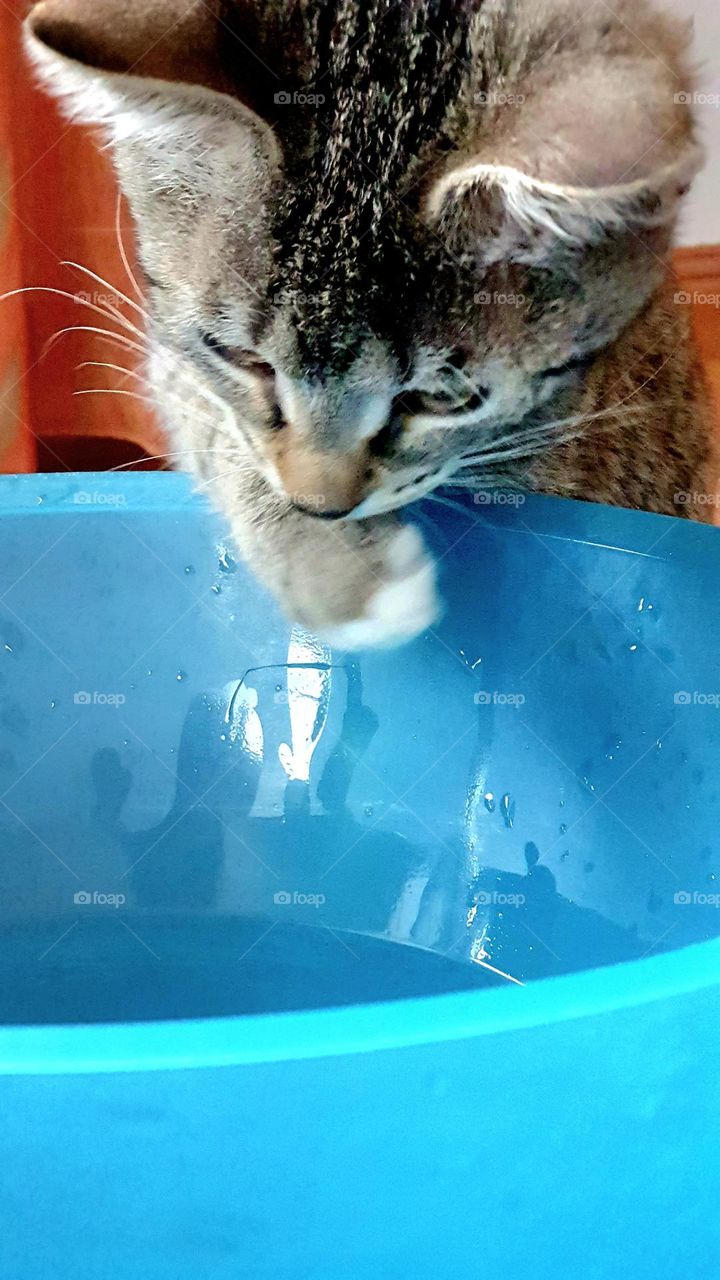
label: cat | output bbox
[25,0,717,648]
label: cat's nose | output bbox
[275,441,370,518]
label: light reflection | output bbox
[277,629,332,784]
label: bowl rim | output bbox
[0,937,717,1075]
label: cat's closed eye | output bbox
[397,387,491,418]
[200,331,275,381]
[541,354,595,380]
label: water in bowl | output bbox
[0,916,501,1026]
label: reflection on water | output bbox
[1,652,715,1006]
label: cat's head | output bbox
[26,0,702,517]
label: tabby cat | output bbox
[26,0,716,647]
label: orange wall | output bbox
[0,0,161,470]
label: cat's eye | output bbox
[396,387,490,418]
[200,332,275,380]
[542,354,594,379]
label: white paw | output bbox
[321,526,442,651]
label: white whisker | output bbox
[109,448,239,474]
[73,388,157,405]
[115,192,145,304]
[77,360,146,382]
[61,260,149,324]
[0,286,144,342]
[43,325,148,360]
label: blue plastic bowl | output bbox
[0,473,718,1278]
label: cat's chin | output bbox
[317,525,442,652]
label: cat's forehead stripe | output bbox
[265,0,472,370]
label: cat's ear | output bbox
[24,0,280,166]
[422,57,703,258]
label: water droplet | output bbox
[560,850,570,862]
[364,805,374,819]
[500,793,515,829]
[638,597,645,612]
[629,644,638,652]
[146,669,153,677]
[49,700,56,710]
[559,823,568,835]
[176,671,187,682]
[220,733,227,742]
[211,584,222,596]
[559,798,565,808]
[3,645,12,654]
[218,548,237,574]
[184,565,196,576]
[484,792,495,813]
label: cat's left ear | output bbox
[422,55,703,257]
[24,0,280,168]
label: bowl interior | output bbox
[0,474,718,1025]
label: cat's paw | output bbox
[320,525,441,651]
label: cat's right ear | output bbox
[24,0,281,169]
